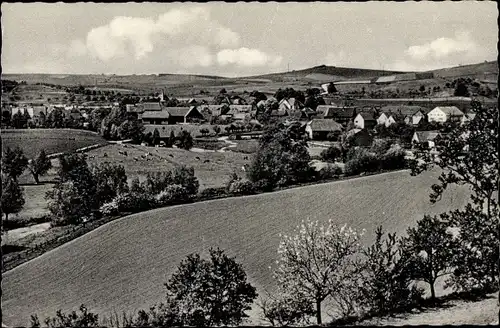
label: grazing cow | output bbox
[195,156,200,160]
[204,159,210,163]
[169,154,174,158]
[133,157,139,161]
[243,156,248,160]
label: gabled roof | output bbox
[317,106,357,119]
[165,107,192,117]
[229,104,252,112]
[381,105,429,116]
[307,119,343,132]
[142,102,162,111]
[414,131,441,142]
[432,106,464,116]
[357,112,376,121]
[142,110,170,119]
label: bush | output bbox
[260,293,314,327]
[114,192,155,213]
[317,164,343,180]
[379,146,406,171]
[320,146,342,163]
[155,184,190,206]
[198,187,227,199]
[228,180,256,196]
[30,304,99,328]
[344,149,379,176]
[99,201,120,216]
[252,179,274,193]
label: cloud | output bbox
[405,31,478,61]
[84,7,240,62]
[171,46,214,68]
[217,48,283,67]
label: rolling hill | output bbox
[1,169,471,327]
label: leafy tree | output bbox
[152,128,160,145]
[28,149,52,184]
[259,292,314,327]
[118,119,144,143]
[273,219,363,324]
[358,226,423,315]
[2,110,12,127]
[129,177,144,194]
[1,174,25,222]
[91,163,129,206]
[176,130,193,150]
[454,80,470,97]
[47,108,65,128]
[2,146,28,180]
[143,172,173,195]
[320,145,342,163]
[247,123,313,188]
[327,82,337,94]
[402,215,455,300]
[409,100,499,293]
[172,165,199,196]
[165,247,257,327]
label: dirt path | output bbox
[217,136,237,152]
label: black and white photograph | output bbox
[1,1,498,327]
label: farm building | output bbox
[427,106,464,123]
[316,105,357,126]
[166,106,204,124]
[412,131,441,148]
[279,98,303,112]
[354,112,376,129]
[142,110,170,125]
[141,102,163,111]
[305,119,343,141]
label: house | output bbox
[427,106,464,123]
[228,105,253,114]
[412,131,441,148]
[165,106,204,124]
[142,110,170,125]
[305,119,343,141]
[354,112,376,129]
[460,112,477,125]
[345,129,374,147]
[279,98,303,112]
[316,105,357,125]
[30,106,49,126]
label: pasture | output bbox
[85,143,252,189]
[2,169,472,327]
[1,129,108,159]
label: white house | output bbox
[278,98,303,113]
[460,112,477,125]
[354,112,376,129]
[427,106,464,123]
[412,131,441,148]
[376,112,390,126]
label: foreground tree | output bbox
[91,163,129,205]
[165,247,257,327]
[28,150,52,184]
[2,146,28,180]
[1,174,25,222]
[273,219,363,324]
[409,100,498,293]
[402,215,455,300]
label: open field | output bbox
[85,143,252,189]
[1,169,472,327]
[1,129,108,159]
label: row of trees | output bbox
[2,108,85,129]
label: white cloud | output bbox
[84,7,240,62]
[217,48,283,67]
[405,31,478,60]
[174,46,213,68]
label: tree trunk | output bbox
[33,173,39,184]
[316,298,322,325]
[430,281,436,300]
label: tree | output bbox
[2,110,12,127]
[28,150,52,184]
[11,111,25,128]
[2,146,28,180]
[1,174,25,222]
[247,123,314,188]
[320,145,342,163]
[273,219,363,324]
[47,108,65,128]
[152,128,160,145]
[327,82,337,94]
[165,247,257,327]
[30,304,99,328]
[259,292,314,327]
[454,81,470,97]
[118,119,144,143]
[176,130,193,150]
[213,125,221,135]
[402,215,455,300]
[172,165,199,196]
[91,163,129,206]
[409,100,499,293]
[358,226,423,315]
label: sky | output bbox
[1,2,498,77]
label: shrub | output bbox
[198,187,227,199]
[379,146,406,171]
[260,293,314,327]
[344,149,379,176]
[114,192,155,213]
[228,180,256,196]
[320,145,342,163]
[99,201,120,216]
[155,184,190,206]
[317,164,343,180]
[30,304,99,328]
[252,179,274,193]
